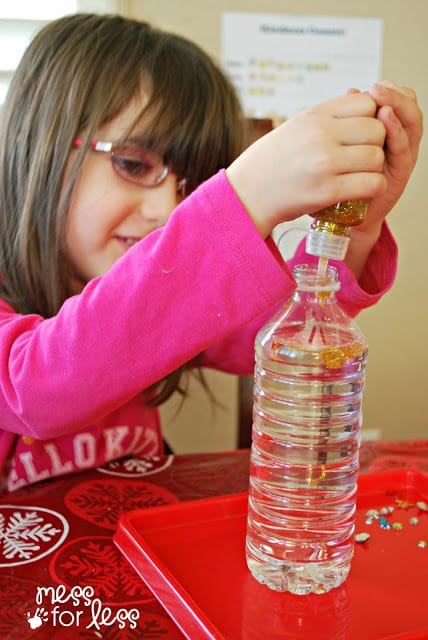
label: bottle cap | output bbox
[306,229,350,260]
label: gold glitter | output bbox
[316,291,330,306]
[312,200,368,227]
[272,341,281,362]
[308,464,326,487]
[320,343,366,368]
[395,499,414,509]
[271,341,366,368]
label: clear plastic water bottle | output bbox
[246,263,367,594]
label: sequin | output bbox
[355,532,370,543]
[379,517,391,529]
[380,506,394,515]
[417,540,426,549]
[409,517,419,526]
[392,522,403,530]
[366,509,379,518]
[416,501,428,512]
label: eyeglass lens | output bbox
[111,144,168,187]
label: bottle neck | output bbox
[293,264,340,299]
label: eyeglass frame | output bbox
[72,138,171,189]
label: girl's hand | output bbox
[226,91,387,238]
[345,81,423,277]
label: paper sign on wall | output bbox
[221,12,383,120]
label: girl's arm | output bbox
[0,172,294,439]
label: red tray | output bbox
[114,469,428,640]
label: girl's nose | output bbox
[135,178,179,227]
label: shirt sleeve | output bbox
[0,170,294,438]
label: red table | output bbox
[1,441,427,639]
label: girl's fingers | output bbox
[368,82,423,151]
[329,171,387,202]
[375,80,417,102]
[336,116,386,146]
[335,145,385,174]
[376,105,409,156]
[309,91,377,118]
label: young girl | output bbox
[0,14,422,491]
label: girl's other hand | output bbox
[359,80,422,230]
[345,81,423,277]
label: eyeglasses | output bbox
[73,138,169,188]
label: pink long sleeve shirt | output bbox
[0,170,397,491]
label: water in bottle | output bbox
[246,263,367,594]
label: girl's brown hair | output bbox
[0,13,246,404]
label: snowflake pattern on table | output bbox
[0,505,69,567]
[0,575,44,638]
[167,452,250,500]
[64,479,179,530]
[50,536,155,605]
[97,455,174,478]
